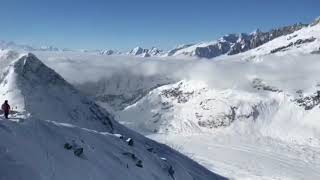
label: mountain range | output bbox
[3,18,319,59]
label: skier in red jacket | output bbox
[2,100,10,119]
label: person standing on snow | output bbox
[2,100,10,119]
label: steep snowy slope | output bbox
[0,51,226,180]
[0,53,114,132]
[238,22,320,60]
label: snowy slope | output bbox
[119,79,320,145]
[0,53,114,132]
[0,51,226,180]
[238,22,320,60]
[117,23,320,179]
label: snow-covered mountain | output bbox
[3,17,319,180]
[115,22,320,179]
[0,51,225,180]
[128,47,163,57]
[100,49,121,55]
[0,40,72,52]
[0,40,36,51]
[166,23,308,58]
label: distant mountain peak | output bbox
[311,16,320,26]
[127,46,163,57]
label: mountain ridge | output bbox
[0,51,226,180]
[3,18,320,59]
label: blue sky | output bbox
[0,0,319,50]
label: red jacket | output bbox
[2,103,10,113]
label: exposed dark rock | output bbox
[193,41,231,58]
[126,138,134,146]
[252,78,282,92]
[270,37,316,54]
[197,106,237,128]
[295,91,320,110]
[161,83,194,103]
[136,160,143,168]
[74,148,84,157]
[168,166,175,180]
[128,47,163,56]
[270,42,294,54]
[294,37,316,45]
[197,104,260,129]
[64,143,73,150]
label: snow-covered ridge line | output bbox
[0,51,226,180]
[167,23,310,58]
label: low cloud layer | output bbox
[34,51,320,94]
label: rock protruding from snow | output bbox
[129,47,146,56]
[100,49,121,55]
[128,47,163,57]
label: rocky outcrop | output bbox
[252,78,282,92]
[270,37,316,54]
[295,91,320,110]
[128,47,163,56]
[100,49,118,55]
